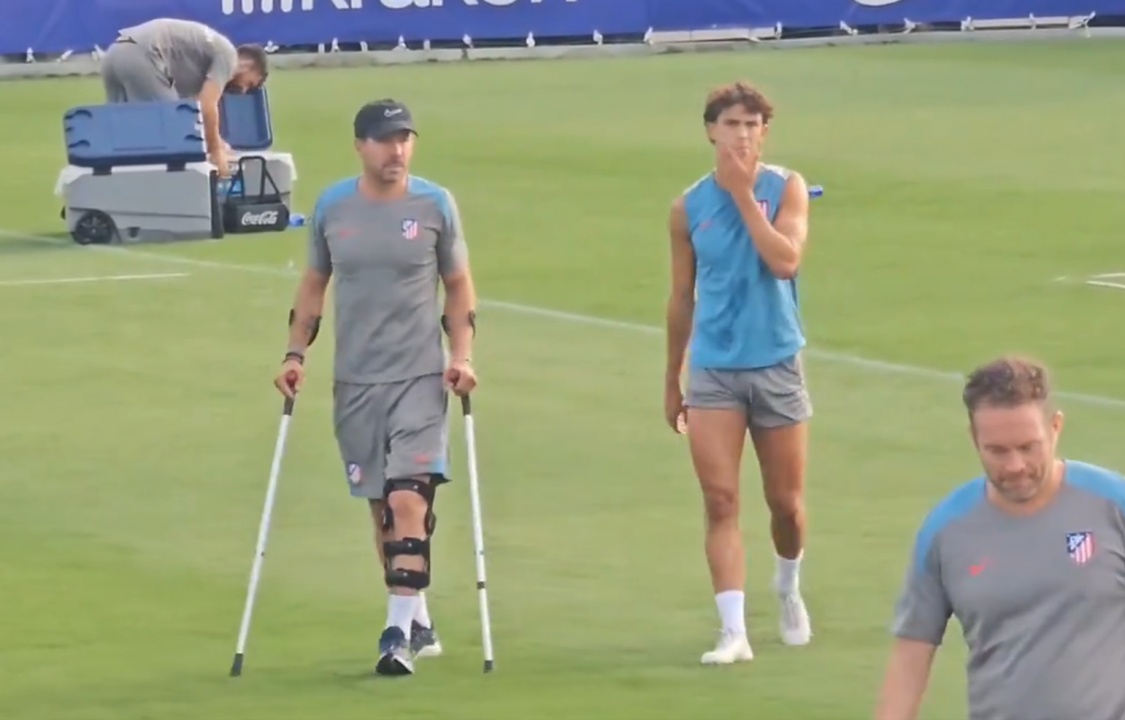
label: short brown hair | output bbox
[238,44,269,80]
[962,356,1052,415]
[703,82,775,125]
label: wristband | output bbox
[284,351,305,365]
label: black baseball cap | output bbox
[354,99,417,140]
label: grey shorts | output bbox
[685,354,813,429]
[333,373,450,501]
[100,40,177,103]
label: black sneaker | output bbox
[375,626,414,676]
[410,621,443,658]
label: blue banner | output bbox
[3,0,1124,57]
[648,0,1125,30]
[0,0,650,55]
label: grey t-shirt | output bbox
[892,460,1125,720]
[118,19,238,98]
[308,175,469,385]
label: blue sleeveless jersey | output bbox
[683,165,806,371]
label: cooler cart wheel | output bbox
[72,210,116,246]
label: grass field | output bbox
[2,38,1125,720]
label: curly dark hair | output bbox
[703,81,775,125]
[962,356,1052,416]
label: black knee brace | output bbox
[382,478,438,590]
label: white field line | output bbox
[1085,280,1125,291]
[0,271,189,287]
[3,228,1124,410]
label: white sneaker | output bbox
[700,630,754,665]
[777,592,812,646]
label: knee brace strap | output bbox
[381,477,437,535]
[383,537,431,590]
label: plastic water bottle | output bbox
[809,185,824,198]
[217,178,243,198]
[288,213,306,228]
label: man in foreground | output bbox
[875,355,1125,720]
[664,81,814,665]
[274,99,478,677]
[100,18,269,174]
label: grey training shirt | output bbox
[117,19,238,98]
[892,460,1125,720]
[308,175,469,385]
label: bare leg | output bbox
[384,476,431,597]
[750,421,812,646]
[750,422,808,561]
[689,408,749,594]
[369,498,436,638]
[368,499,387,567]
[688,406,755,665]
[375,476,435,676]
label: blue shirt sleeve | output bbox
[307,177,357,274]
[890,479,985,644]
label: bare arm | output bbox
[287,269,330,356]
[287,201,334,358]
[196,79,225,156]
[442,269,476,363]
[437,189,475,364]
[730,172,809,279]
[875,514,954,720]
[665,197,695,387]
[874,638,939,720]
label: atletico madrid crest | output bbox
[401,218,419,240]
[346,462,362,485]
[1066,531,1095,565]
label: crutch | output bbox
[229,394,296,677]
[460,394,495,673]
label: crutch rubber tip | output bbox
[483,659,494,673]
[230,653,244,677]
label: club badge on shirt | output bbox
[401,218,419,240]
[1066,531,1096,565]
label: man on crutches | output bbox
[271,98,479,678]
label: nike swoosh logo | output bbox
[853,0,903,6]
[384,108,404,117]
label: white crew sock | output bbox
[413,591,432,628]
[775,552,803,596]
[715,590,746,635]
[386,594,419,639]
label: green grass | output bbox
[3,39,1125,719]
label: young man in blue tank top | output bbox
[664,82,813,665]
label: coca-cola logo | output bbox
[242,210,279,226]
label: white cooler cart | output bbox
[55,89,298,245]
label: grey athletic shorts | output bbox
[100,40,177,103]
[333,373,450,501]
[685,354,813,429]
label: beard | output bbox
[987,460,1052,503]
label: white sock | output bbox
[413,591,432,628]
[715,590,746,635]
[775,552,803,596]
[386,594,419,639]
